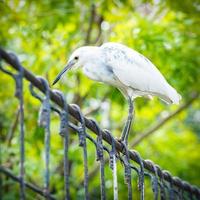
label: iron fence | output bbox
[0,48,200,200]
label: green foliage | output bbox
[0,0,200,199]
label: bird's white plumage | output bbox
[100,42,181,104]
[55,42,181,104]
[53,42,181,144]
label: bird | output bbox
[52,42,181,145]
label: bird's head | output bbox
[52,46,99,85]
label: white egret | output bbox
[53,42,181,145]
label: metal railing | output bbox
[0,48,200,200]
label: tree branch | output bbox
[85,4,96,44]
[6,108,20,146]
[92,15,103,45]
[85,4,104,45]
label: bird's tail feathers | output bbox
[165,85,182,104]
[154,85,181,105]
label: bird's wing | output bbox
[101,42,181,104]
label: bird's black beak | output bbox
[52,60,74,85]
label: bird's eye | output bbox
[74,56,79,60]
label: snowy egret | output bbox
[53,42,181,145]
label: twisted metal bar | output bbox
[163,170,175,200]
[53,90,70,200]
[131,150,144,200]
[143,171,159,199]
[1,48,200,199]
[33,77,51,198]
[121,143,132,200]
[90,119,106,200]
[173,176,184,200]
[155,165,166,200]
[145,160,160,200]
[71,104,89,200]
[105,130,118,200]
[17,57,25,200]
[0,58,25,200]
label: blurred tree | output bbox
[0,0,199,199]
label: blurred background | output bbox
[0,0,200,199]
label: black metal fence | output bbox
[0,48,200,200]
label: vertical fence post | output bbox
[163,171,175,200]
[63,111,70,200]
[131,150,144,200]
[91,120,106,200]
[155,165,166,200]
[16,63,25,200]
[0,55,26,200]
[121,144,132,200]
[174,177,183,200]
[37,78,51,198]
[0,57,25,200]
[105,130,118,200]
[61,98,70,200]
[71,104,89,200]
[145,160,159,200]
[54,90,70,200]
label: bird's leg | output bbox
[120,97,134,146]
